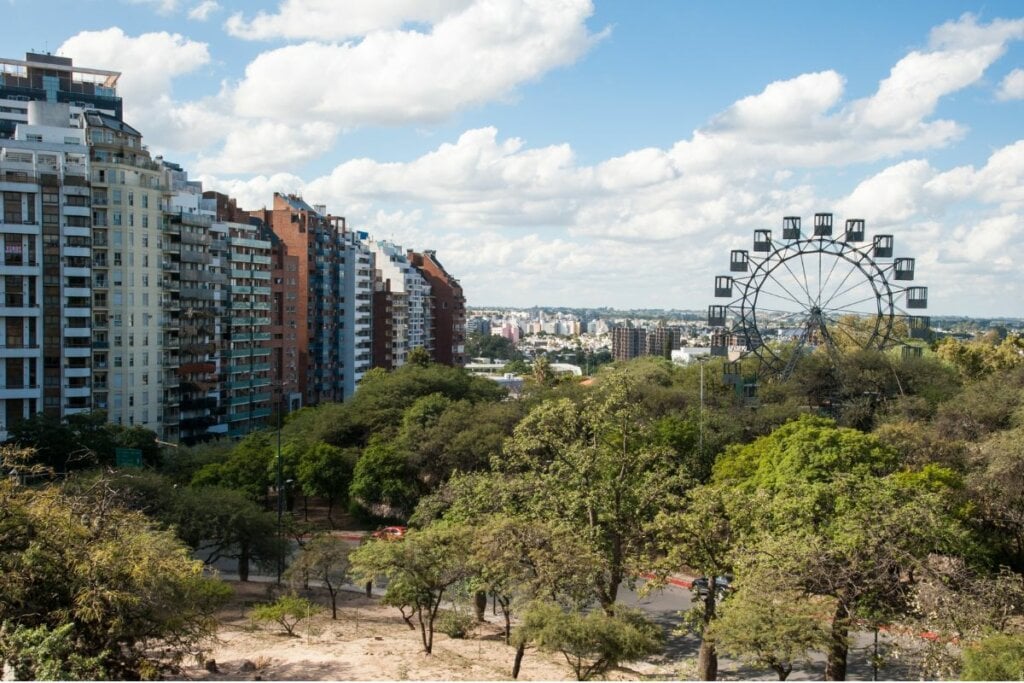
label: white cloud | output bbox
[196,172,307,211]
[232,0,604,124]
[123,0,179,15]
[195,120,339,174]
[58,28,209,106]
[225,0,473,41]
[188,0,220,21]
[997,68,1024,100]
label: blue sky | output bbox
[4,1,1024,315]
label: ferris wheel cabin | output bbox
[906,286,928,309]
[753,229,772,252]
[894,257,915,280]
[782,216,801,240]
[873,234,894,258]
[730,250,749,272]
[813,213,833,237]
[715,276,733,298]
[844,219,865,242]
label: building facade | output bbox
[0,103,92,439]
[408,250,466,366]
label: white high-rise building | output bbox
[0,102,92,439]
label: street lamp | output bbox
[697,355,711,465]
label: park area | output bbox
[173,582,679,681]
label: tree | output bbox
[513,602,663,681]
[250,595,322,637]
[192,430,272,506]
[712,417,970,681]
[501,370,691,611]
[966,426,1024,569]
[349,522,473,654]
[961,633,1024,681]
[653,485,735,680]
[407,346,433,367]
[349,436,419,518]
[171,485,283,581]
[709,575,829,680]
[286,533,351,619]
[297,443,355,524]
[0,451,231,679]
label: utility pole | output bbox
[698,356,707,463]
[276,395,283,585]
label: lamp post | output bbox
[698,355,709,465]
[276,393,283,585]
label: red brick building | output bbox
[408,250,466,366]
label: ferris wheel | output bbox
[707,213,930,387]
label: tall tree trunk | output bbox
[365,579,373,597]
[326,580,337,620]
[511,642,526,679]
[327,497,335,527]
[238,542,250,582]
[474,590,488,622]
[502,601,512,645]
[303,494,308,521]
[825,603,850,681]
[772,663,791,680]
[697,587,717,680]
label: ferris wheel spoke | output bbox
[826,292,883,314]
[819,259,861,311]
[821,269,872,311]
[817,248,823,305]
[798,251,812,306]
[818,253,843,305]
[752,306,808,319]
[761,273,811,309]
[827,316,867,349]
[779,256,816,303]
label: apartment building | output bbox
[0,53,121,139]
[611,325,646,362]
[370,240,432,370]
[408,250,466,366]
[0,102,92,440]
[85,111,168,436]
[253,194,373,406]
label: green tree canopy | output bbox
[0,452,230,679]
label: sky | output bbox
[3,1,1024,316]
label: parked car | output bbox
[691,575,732,599]
[371,525,407,541]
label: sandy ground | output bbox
[173,582,682,681]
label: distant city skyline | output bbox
[5,1,1023,314]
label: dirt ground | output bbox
[173,582,683,681]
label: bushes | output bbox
[251,595,322,637]
[436,609,475,639]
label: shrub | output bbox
[962,633,1024,681]
[436,609,475,639]
[251,595,322,637]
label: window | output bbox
[113,355,122,367]
[141,194,149,209]
[142,235,148,248]
[128,192,134,207]
[141,274,148,286]
[142,373,148,385]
